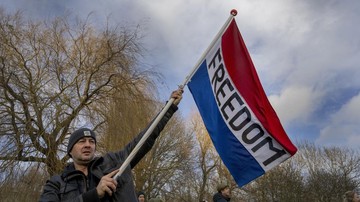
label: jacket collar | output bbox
[61,163,84,181]
[61,157,103,180]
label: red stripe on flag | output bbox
[221,19,297,155]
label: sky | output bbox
[1,0,360,149]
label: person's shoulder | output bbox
[95,152,119,163]
[91,153,122,172]
[48,174,62,182]
[213,192,221,199]
[44,174,63,190]
[213,192,228,202]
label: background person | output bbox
[213,183,231,202]
[137,191,146,202]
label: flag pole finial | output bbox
[230,9,237,16]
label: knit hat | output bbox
[137,191,146,197]
[217,183,229,192]
[67,128,97,156]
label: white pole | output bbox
[113,9,237,180]
[113,98,175,179]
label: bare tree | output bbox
[0,8,147,177]
[0,163,47,201]
[98,75,157,154]
[189,112,220,202]
[244,159,305,202]
[299,142,360,202]
[133,112,193,201]
[242,142,360,202]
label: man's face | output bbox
[221,187,231,199]
[70,137,96,165]
[138,194,145,202]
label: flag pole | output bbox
[113,97,176,180]
[113,9,237,180]
[113,98,175,179]
[181,9,237,87]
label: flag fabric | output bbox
[187,19,297,187]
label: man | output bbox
[213,183,231,202]
[39,89,183,202]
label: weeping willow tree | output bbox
[0,7,154,182]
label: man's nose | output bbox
[84,140,92,147]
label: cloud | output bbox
[268,85,322,126]
[316,92,360,147]
[249,0,360,148]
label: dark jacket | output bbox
[213,192,230,202]
[39,104,178,202]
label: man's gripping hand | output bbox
[171,87,184,106]
[96,169,118,198]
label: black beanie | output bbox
[67,128,97,156]
[137,191,145,197]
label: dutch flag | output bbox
[187,17,297,187]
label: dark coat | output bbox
[213,192,230,202]
[39,104,178,202]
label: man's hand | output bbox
[96,169,118,198]
[171,87,184,106]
